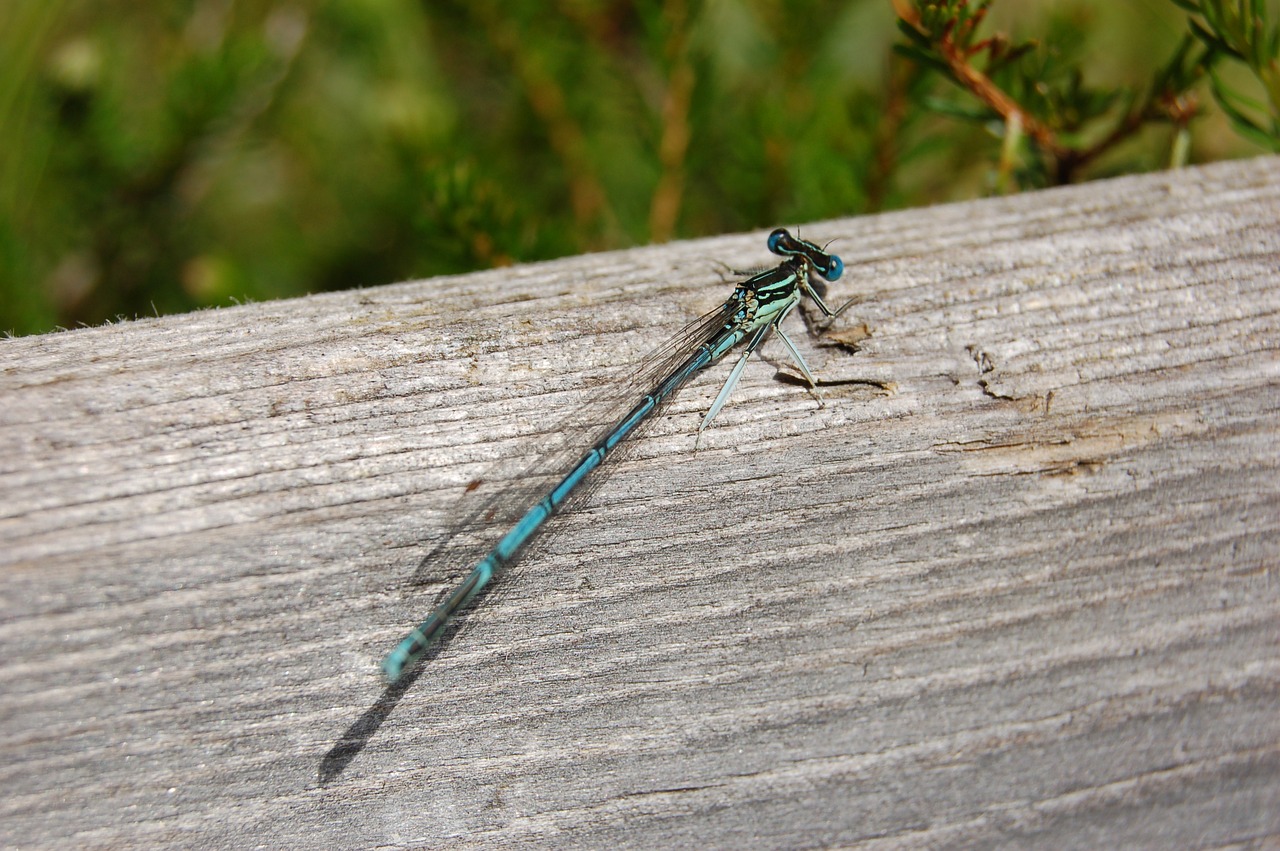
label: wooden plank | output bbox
[2,156,1278,848]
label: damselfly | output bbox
[383,228,846,681]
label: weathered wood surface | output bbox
[3,157,1278,848]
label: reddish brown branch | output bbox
[898,6,1066,161]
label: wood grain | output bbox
[2,156,1278,848]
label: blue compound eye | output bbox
[767,228,790,255]
[824,254,844,282]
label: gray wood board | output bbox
[2,156,1278,848]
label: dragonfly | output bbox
[382,228,846,682]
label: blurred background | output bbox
[0,0,1270,337]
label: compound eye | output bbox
[767,228,790,255]
[825,254,844,282]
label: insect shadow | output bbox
[316,473,538,786]
[316,572,497,785]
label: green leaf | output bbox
[1189,18,1238,58]
[892,44,953,77]
[920,95,997,121]
[896,18,935,50]
[1210,70,1280,149]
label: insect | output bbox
[383,229,845,681]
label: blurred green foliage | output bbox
[0,0,1269,337]
[897,0,1207,186]
[1174,0,1280,148]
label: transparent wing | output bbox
[628,296,738,395]
[405,294,740,594]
